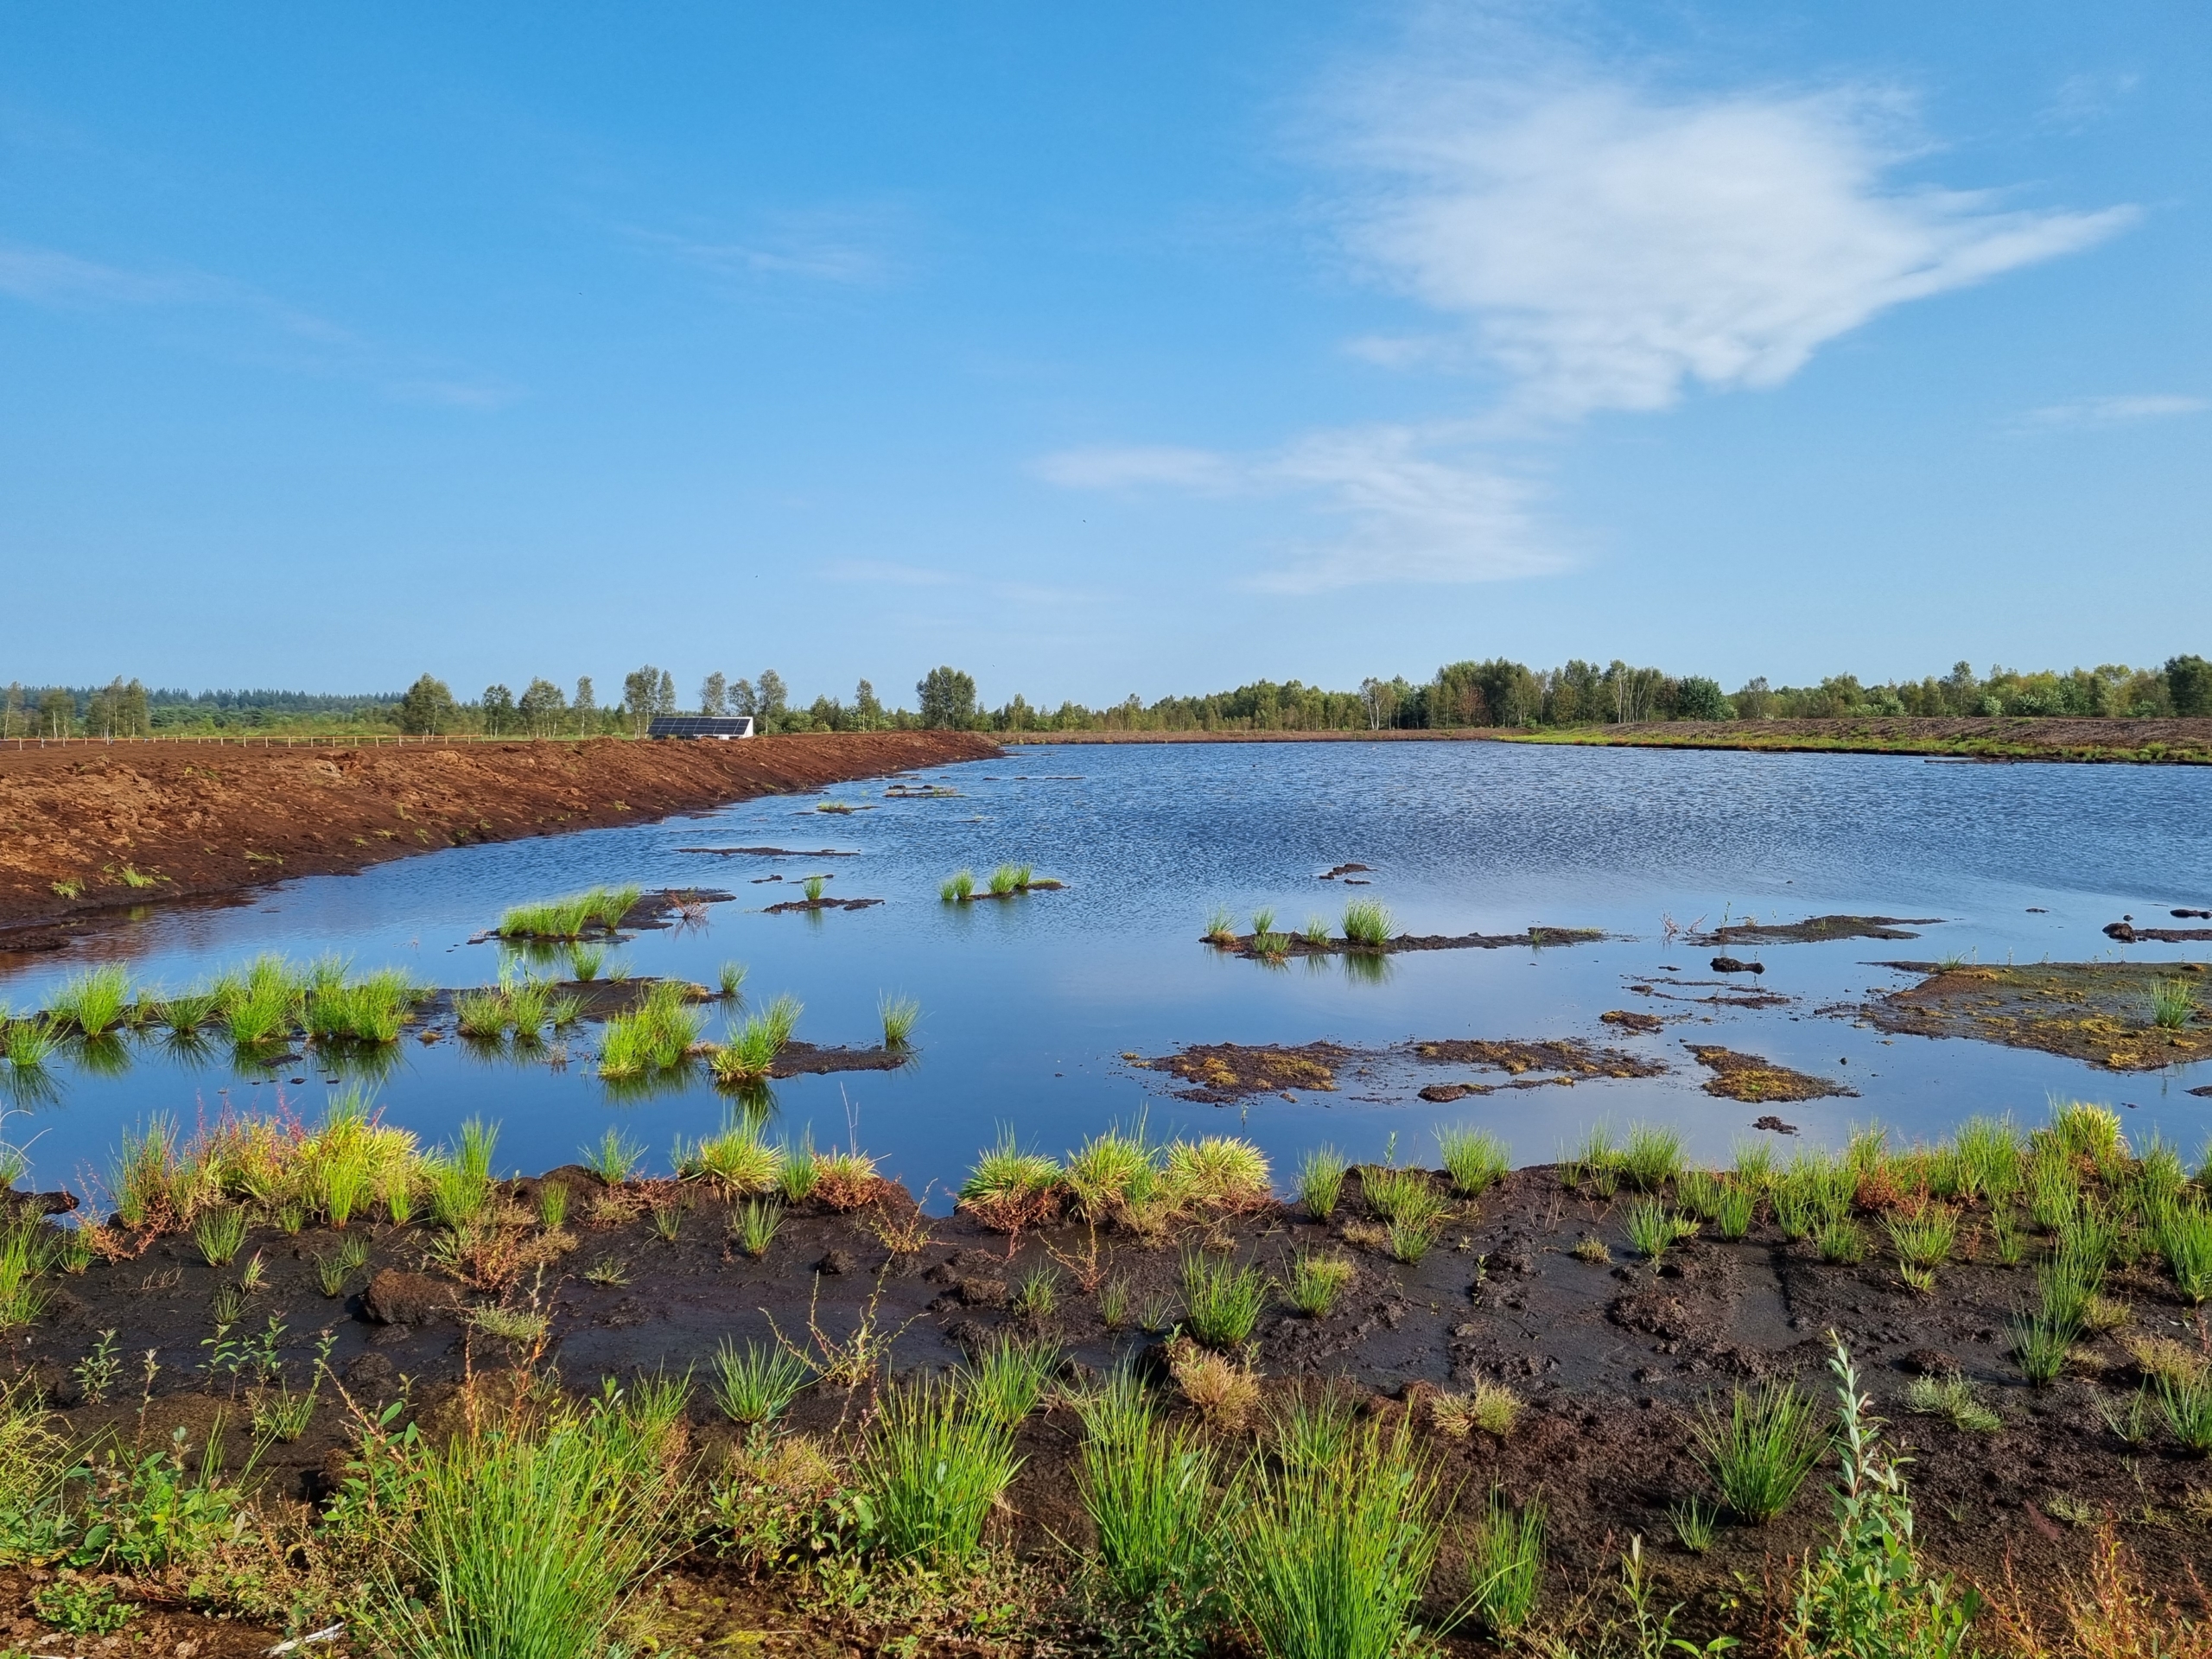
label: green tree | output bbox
[573,676,597,734]
[480,683,517,735]
[854,678,884,730]
[2166,654,2212,717]
[1674,676,1732,721]
[654,670,676,715]
[397,675,456,735]
[699,672,727,716]
[37,687,76,737]
[916,666,977,728]
[754,670,788,728]
[620,667,661,735]
[518,677,567,736]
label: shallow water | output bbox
[4,741,2209,1203]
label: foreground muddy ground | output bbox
[7,1143,2209,1656]
[0,730,998,946]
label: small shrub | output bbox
[1691,1380,1827,1522]
[1437,1125,1510,1196]
[1298,1145,1347,1218]
[32,1579,137,1635]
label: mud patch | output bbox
[1693,913,1945,945]
[676,845,861,857]
[1414,1038,1666,1078]
[761,896,884,913]
[2103,920,2212,943]
[1215,925,1605,958]
[1858,961,2212,1071]
[1599,1009,1668,1033]
[1686,1044,1856,1103]
[1129,1041,1351,1101]
[765,1039,908,1077]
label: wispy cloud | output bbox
[623,205,909,289]
[1040,22,2138,592]
[0,237,514,407]
[2041,70,2140,133]
[1331,67,2136,418]
[2018,394,2207,429]
[1035,425,1558,592]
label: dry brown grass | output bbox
[1984,1524,2212,1659]
[1166,1334,1258,1429]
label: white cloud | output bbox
[0,237,508,408]
[2041,71,2140,133]
[1333,71,2136,416]
[2019,394,2208,429]
[1031,445,1240,492]
[1036,426,1558,592]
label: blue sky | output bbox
[2,3,2204,708]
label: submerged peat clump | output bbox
[1861,960,2212,1071]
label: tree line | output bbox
[7,657,2206,741]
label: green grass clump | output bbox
[941,869,976,903]
[959,1336,1059,1429]
[957,1130,1063,1227]
[1077,1370,1225,1635]
[1815,1216,1865,1265]
[365,1380,682,1659]
[858,1374,1021,1565]
[582,1127,644,1185]
[675,1125,782,1196]
[2156,1370,2212,1455]
[1954,1116,2023,1204]
[1437,1126,1510,1196]
[1203,906,1238,944]
[1232,1414,1440,1659]
[2044,1100,2126,1170]
[1466,1488,1544,1637]
[710,1338,810,1426]
[1181,1253,1268,1348]
[597,981,702,1078]
[2151,978,2202,1030]
[1712,1182,1757,1240]
[1904,1372,2002,1433]
[2009,1310,2075,1387]
[499,886,641,940]
[1298,1146,1347,1218]
[427,1118,499,1230]
[3,1014,60,1069]
[2157,1207,2212,1304]
[988,863,1025,897]
[878,993,920,1048]
[1625,1200,1696,1262]
[1561,1123,1622,1196]
[729,1199,781,1258]
[1065,1122,1159,1221]
[1287,1250,1355,1317]
[454,989,509,1040]
[49,967,134,1035]
[1886,1207,1960,1273]
[1302,916,1332,946]
[1338,899,1393,949]
[193,1205,247,1268]
[305,969,423,1045]
[0,1224,56,1331]
[1690,1381,1827,1522]
[1621,1122,1686,1192]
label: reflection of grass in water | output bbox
[1338,950,1393,987]
[598,1060,704,1106]
[65,1032,133,1079]
[0,1063,62,1111]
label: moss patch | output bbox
[1860,961,2211,1071]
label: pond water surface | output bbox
[4,741,2209,1204]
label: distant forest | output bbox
[6,654,2208,739]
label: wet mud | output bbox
[1212,925,1606,959]
[1692,914,1947,946]
[1860,962,2212,1071]
[1684,1045,1857,1103]
[9,1162,2210,1651]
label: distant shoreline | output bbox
[1000,715,2212,764]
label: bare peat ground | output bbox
[0,731,998,948]
[1861,962,2212,1072]
[7,1163,2209,1654]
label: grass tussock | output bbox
[857,1372,1021,1565]
[498,885,640,940]
[1338,899,1393,949]
[597,981,703,1078]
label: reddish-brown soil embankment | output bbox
[0,732,997,942]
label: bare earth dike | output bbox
[0,731,1000,945]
